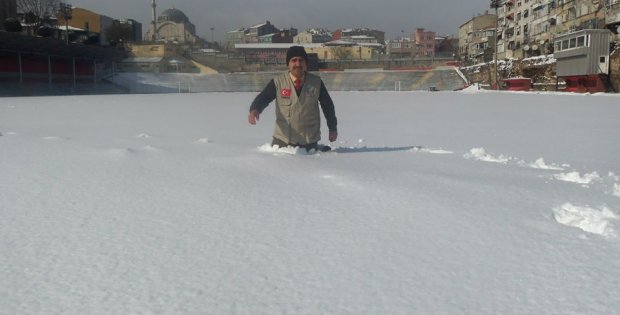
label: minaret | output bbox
[151,0,158,41]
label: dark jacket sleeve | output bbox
[250,79,276,113]
[319,81,337,132]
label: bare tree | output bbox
[105,22,134,46]
[330,46,352,60]
[17,0,60,33]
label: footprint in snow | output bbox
[42,136,71,141]
[103,146,160,160]
[464,147,568,171]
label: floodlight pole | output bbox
[60,3,72,45]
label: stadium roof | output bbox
[0,32,126,61]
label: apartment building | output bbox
[494,0,618,59]
[227,28,248,48]
[385,38,419,58]
[294,29,332,44]
[414,28,436,57]
[118,19,143,43]
[258,28,297,44]
[607,0,620,34]
[332,28,385,44]
[459,13,497,63]
[246,21,279,43]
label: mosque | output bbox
[143,1,201,45]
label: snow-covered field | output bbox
[1,90,619,314]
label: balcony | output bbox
[532,1,544,11]
[607,10,620,25]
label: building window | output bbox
[577,36,585,47]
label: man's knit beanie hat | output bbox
[286,46,308,65]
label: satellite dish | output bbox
[540,40,546,45]
[532,44,539,51]
[523,44,530,51]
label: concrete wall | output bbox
[610,47,620,92]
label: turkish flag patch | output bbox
[280,88,291,98]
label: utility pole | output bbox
[490,0,501,90]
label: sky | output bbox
[1,88,620,313]
[68,0,494,42]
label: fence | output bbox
[111,68,468,94]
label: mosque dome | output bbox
[158,8,189,24]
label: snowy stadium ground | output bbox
[1,90,619,314]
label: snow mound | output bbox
[464,147,512,164]
[553,171,601,185]
[410,147,454,154]
[553,203,618,238]
[528,158,565,170]
[460,83,486,93]
[258,143,314,155]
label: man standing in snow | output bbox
[248,46,338,151]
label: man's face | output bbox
[288,57,307,78]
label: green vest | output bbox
[272,72,322,145]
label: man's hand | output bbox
[248,110,260,125]
[328,131,338,142]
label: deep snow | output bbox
[1,90,619,314]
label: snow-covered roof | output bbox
[259,33,277,38]
[305,28,332,36]
[347,35,375,39]
[235,43,324,49]
[227,28,247,33]
[250,22,267,29]
[24,24,86,32]
[324,40,355,46]
[57,25,85,31]
[357,42,383,47]
[168,58,185,65]
[122,57,163,63]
